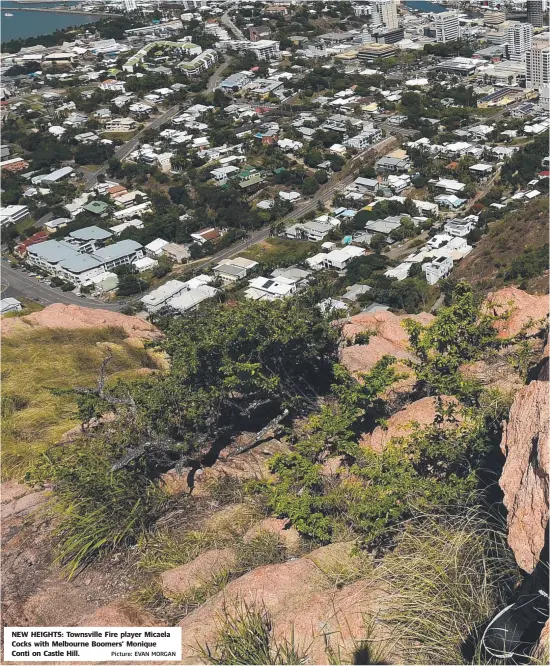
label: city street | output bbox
[1,264,120,310]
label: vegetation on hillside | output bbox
[453,197,549,294]
[23,281,543,578]
[2,326,159,479]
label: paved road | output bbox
[220,12,246,40]
[207,58,232,93]
[1,264,120,310]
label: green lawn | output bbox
[239,237,319,268]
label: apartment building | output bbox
[526,37,550,90]
[506,22,533,62]
[434,11,460,43]
[180,49,218,77]
[344,128,382,149]
[527,0,544,28]
[247,40,281,60]
[27,238,144,285]
[370,0,398,30]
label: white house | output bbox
[323,245,365,271]
[385,262,413,281]
[145,238,169,257]
[167,285,219,313]
[213,257,258,283]
[245,275,298,301]
[444,217,476,237]
[210,165,240,183]
[0,298,23,314]
[422,255,453,285]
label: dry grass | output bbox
[370,508,520,665]
[1,326,160,479]
[197,599,311,665]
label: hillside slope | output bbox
[1,305,162,479]
[454,198,549,294]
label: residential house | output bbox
[210,165,240,183]
[83,200,110,217]
[214,257,259,283]
[342,283,372,301]
[0,157,29,173]
[469,163,494,179]
[351,177,381,195]
[162,242,191,263]
[434,193,466,209]
[168,285,219,313]
[0,205,30,227]
[444,217,477,237]
[245,275,300,301]
[145,238,169,258]
[375,155,410,173]
[422,255,453,285]
[191,227,223,244]
[105,117,136,132]
[432,178,466,194]
[285,216,339,242]
[323,245,365,271]
[32,166,74,186]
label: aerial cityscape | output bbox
[0,0,549,664]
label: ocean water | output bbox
[403,1,448,13]
[1,1,99,43]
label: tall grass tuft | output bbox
[197,599,310,665]
[32,434,172,578]
[371,507,520,665]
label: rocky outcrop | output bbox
[484,287,548,339]
[243,517,301,554]
[178,547,384,664]
[78,601,164,626]
[460,357,524,396]
[360,395,461,453]
[340,311,434,377]
[1,304,160,340]
[161,548,237,598]
[1,481,48,534]
[499,379,549,573]
[533,619,550,662]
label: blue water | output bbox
[403,1,448,13]
[1,1,99,42]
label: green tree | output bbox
[314,169,328,184]
[301,176,320,196]
[403,281,503,397]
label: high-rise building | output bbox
[526,37,550,89]
[371,0,398,31]
[506,21,533,61]
[123,0,136,11]
[434,11,460,43]
[527,0,544,28]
